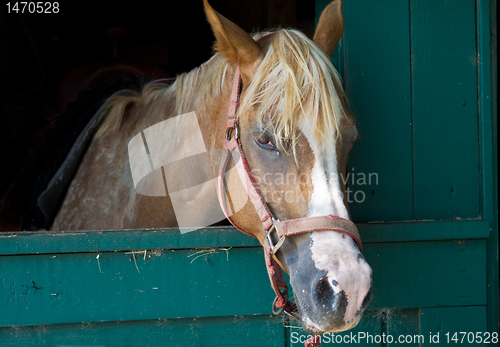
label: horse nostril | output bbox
[314,275,336,307]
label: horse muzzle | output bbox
[279,227,372,334]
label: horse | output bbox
[51,0,372,336]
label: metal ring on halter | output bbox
[271,289,289,315]
[225,123,239,140]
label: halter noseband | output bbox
[217,67,362,319]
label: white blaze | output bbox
[300,119,372,330]
[300,119,348,219]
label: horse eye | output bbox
[254,135,275,150]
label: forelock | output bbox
[239,29,350,155]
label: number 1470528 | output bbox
[6,2,59,13]
[445,332,498,344]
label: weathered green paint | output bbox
[0,220,489,255]
[411,0,480,220]
[0,315,285,347]
[0,234,486,328]
[0,227,261,256]
[365,240,487,309]
[359,219,489,243]
[476,0,499,335]
[318,0,498,340]
[420,306,488,346]
[0,247,276,327]
[341,0,414,222]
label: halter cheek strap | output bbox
[217,67,362,320]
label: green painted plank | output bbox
[288,309,382,346]
[365,240,486,309]
[0,227,260,256]
[478,0,496,221]
[0,220,490,256]
[411,0,479,220]
[477,0,499,336]
[359,219,490,243]
[0,248,277,327]
[0,315,285,347]
[341,0,413,222]
[420,306,489,346]
[0,240,486,328]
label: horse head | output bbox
[204,0,372,334]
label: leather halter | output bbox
[217,67,363,317]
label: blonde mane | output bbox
[96,28,349,152]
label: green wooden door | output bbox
[298,0,498,345]
[0,1,496,346]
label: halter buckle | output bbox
[266,219,285,254]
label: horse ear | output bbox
[203,0,261,83]
[313,0,344,57]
